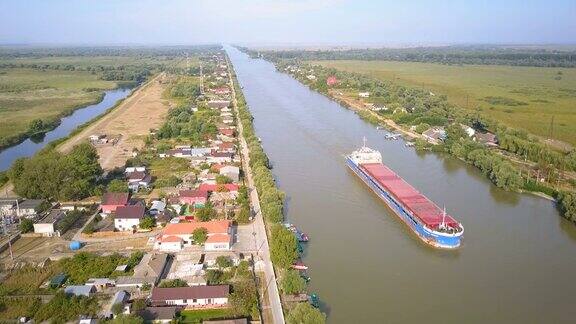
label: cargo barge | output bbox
[346,140,464,248]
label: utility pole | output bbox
[549,115,555,138]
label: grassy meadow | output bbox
[310,60,576,145]
[0,67,118,146]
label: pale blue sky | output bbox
[0,0,574,45]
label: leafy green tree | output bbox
[216,256,233,269]
[558,192,576,223]
[286,303,326,324]
[131,299,147,312]
[107,179,128,193]
[196,202,217,221]
[270,225,298,269]
[19,218,34,233]
[110,314,144,324]
[112,302,125,315]
[216,174,233,184]
[205,269,224,284]
[158,279,188,288]
[192,227,208,245]
[236,205,250,224]
[229,279,259,319]
[28,119,45,134]
[139,216,156,230]
[281,270,306,295]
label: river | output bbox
[226,46,576,323]
[0,88,132,171]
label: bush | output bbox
[280,270,306,295]
[192,227,208,245]
[19,218,34,233]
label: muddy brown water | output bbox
[226,46,576,323]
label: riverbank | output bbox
[58,73,168,171]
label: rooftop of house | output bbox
[162,220,231,236]
[150,285,230,301]
[127,171,147,181]
[211,152,234,158]
[19,199,45,210]
[133,253,169,278]
[198,183,239,193]
[102,192,129,206]
[115,204,145,219]
[206,233,231,244]
[64,285,95,297]
[37,209,65,224]
[220,165,239,173]
[138,306,181,322]
[179,190,208,199]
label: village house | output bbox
[126,170,152,192]
[138,307,181,324]
[154,220,233,252]
[149,200,166,215]
[213,87,230,96]
[85,278,116,291]
[17,199,45,218]
[150,285,230,308]
[104,290,130,319]
[165,147,212,159]
[101,192,129,214]
[207,100,230,109]
[207,152,234,164]
[33,209,66,237]
[422,127,447,144]
[209,191,238,214]
[65,285,96,297]
[461,124,476,137]
[179,190,208,207]
[218,128,235,138]
[116,253,169,288]
[114,204,145,231]
[219,165,240,182]
[217,142,236,154]
[0,198,20,215]
[198,183,239,195]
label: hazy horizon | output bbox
[1,0,575,46]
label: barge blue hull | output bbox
[346,158,461,249]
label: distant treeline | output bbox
[0,45,222,58]
[245,45,576,68]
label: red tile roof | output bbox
[151,285,229,301]
[179,190,208,199]
[102,192,129,206]
[198,183,239,193]
[163,220,231,236]
[206,233,231,243]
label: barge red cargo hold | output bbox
[360,163,459,228]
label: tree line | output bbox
[244,45,576,68]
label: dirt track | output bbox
[58,73,169,170]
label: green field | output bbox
[0,67,117,146]
[310,60,576,145]
[179,308,232,323]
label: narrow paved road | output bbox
[227,59,286,324]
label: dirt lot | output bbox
[58,73,170,170]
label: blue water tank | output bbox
[69,241,82,250]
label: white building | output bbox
[33,210,65,237]
[114,205,145,231]
[359,92,370,98]
[150,286,229,308]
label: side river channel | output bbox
[0,87,132,171]
[226,46,576,323]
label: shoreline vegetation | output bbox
[238,47,576,226]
